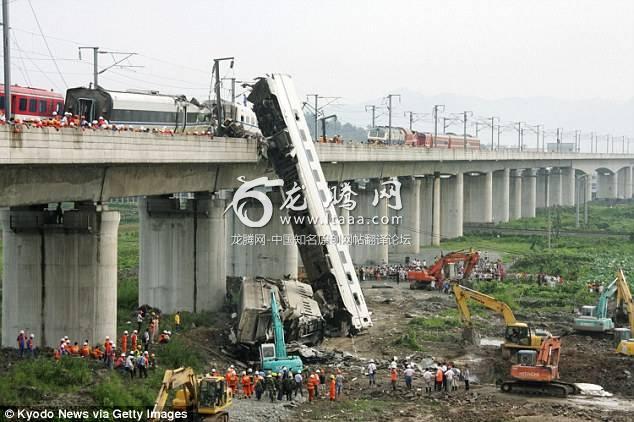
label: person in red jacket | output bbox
[121,331,128,354]
[329,375,336,401]
[307,372,316,402]
[131,330,138,351]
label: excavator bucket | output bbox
[462,327,481,345]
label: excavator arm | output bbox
[616,269,634,333]
[429,251,480,281]
[151,368,198,420]
[452,283,518,327]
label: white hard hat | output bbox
[20,330,24,334]
[124,330,128,335]
[407,364,411,368]
[316,369,320,373]
[30,334,34,338]
[52,111,57,116]
[230,365,234,368]
[105,336,110,340]
[133,330,137,333]
[121,353,125,357]
[369,359,374,363]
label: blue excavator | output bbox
[260,290,304,374]
[573,277,617,333]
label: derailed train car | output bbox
[236,278,324,346]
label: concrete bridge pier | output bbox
[389,177,420,254]
[617,166,633,199]
[440,172,464,240]
[225,190,297,279]
[1,204,119,348]
[521,169,537,218]
[492,169,510,223]
[349,180,388,265]
[597,171,618,199]
[463,171,493,224]
[509,169,522,220]
[549,169,563,206]
[418,176,434,247]
[139,193,226,314]
[561,168,576,206]
[536,170,548,209]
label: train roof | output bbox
[66,86,201,112]
[0,84,64,99]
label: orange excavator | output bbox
[409,250,480,289]
[500,336,579,397]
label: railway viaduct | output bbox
[2,126,633,347]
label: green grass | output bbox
[92,370,162,408]
[0,357,93,405]
[499,202,634,233]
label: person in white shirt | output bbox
[422,368,433,393]
[444,367,454,392]
[463,365,471,391]
[367,360,377,386]
[403,364,415,390]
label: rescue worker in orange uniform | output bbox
[307,372,316,402]
[92,346,103,360]
[121,331,128,354]
[104,337,112,364]
[229,370,239,394]
[131,330,138,351]
[390,367,398,391]
[329,375,336,401]
[70,342,80,356]
[80,342,90,357]
[241,371,252,398]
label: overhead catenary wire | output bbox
[26,0,67,88]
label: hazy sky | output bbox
[4,0,633,112]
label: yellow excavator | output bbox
[615,269,634,356]
[150,367,232,422]
[452,283,551,357]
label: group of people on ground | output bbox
[372,359,471,394]
[217,365,344,403]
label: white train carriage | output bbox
[248,74,372,334]
[65,87,208,130]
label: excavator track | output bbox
[500,380,579,397]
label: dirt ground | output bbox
[241,281,634,422]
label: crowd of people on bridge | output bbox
[0,111,207,136]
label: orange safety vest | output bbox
[329,379,336,399]
[54,349,61,361]
[80,345,90,357]
[131,334,137,350]
[307,375,315,390]
[70,345,80,355]
[92,348,103,359]
[390,369,398,382]
[121,336,127,354]
[241,375,251,392]
[105,341,112,354]
[436,369,443,382]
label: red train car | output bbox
[0,84,64,120]
[406,132,480,149]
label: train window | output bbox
[0,95,4,109]
[29,99,37,113]
[18,98,27,111]
[39,100,47,113]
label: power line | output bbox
[26,0,67,88]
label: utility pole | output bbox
[535,125,542,152]
[497,124,502,150]
[442,117,448,134]
[365,105,379,128]
[489,117,497,150]
[546,169,551,248]
[515,122,523,150]
[386,94,400,145]
[576,176,581,228]
[584,174,589,225]
[475,122,479,138]
[404,111,415,131]
[433,104,445,147]
[462,111,472,152]
[79,47,140,89]
[556,128,561,153]
[212,57,234,128]
[606,134,610,153]
[622,135,626,153]
[2,0,11,119]
[590,132,594,153]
